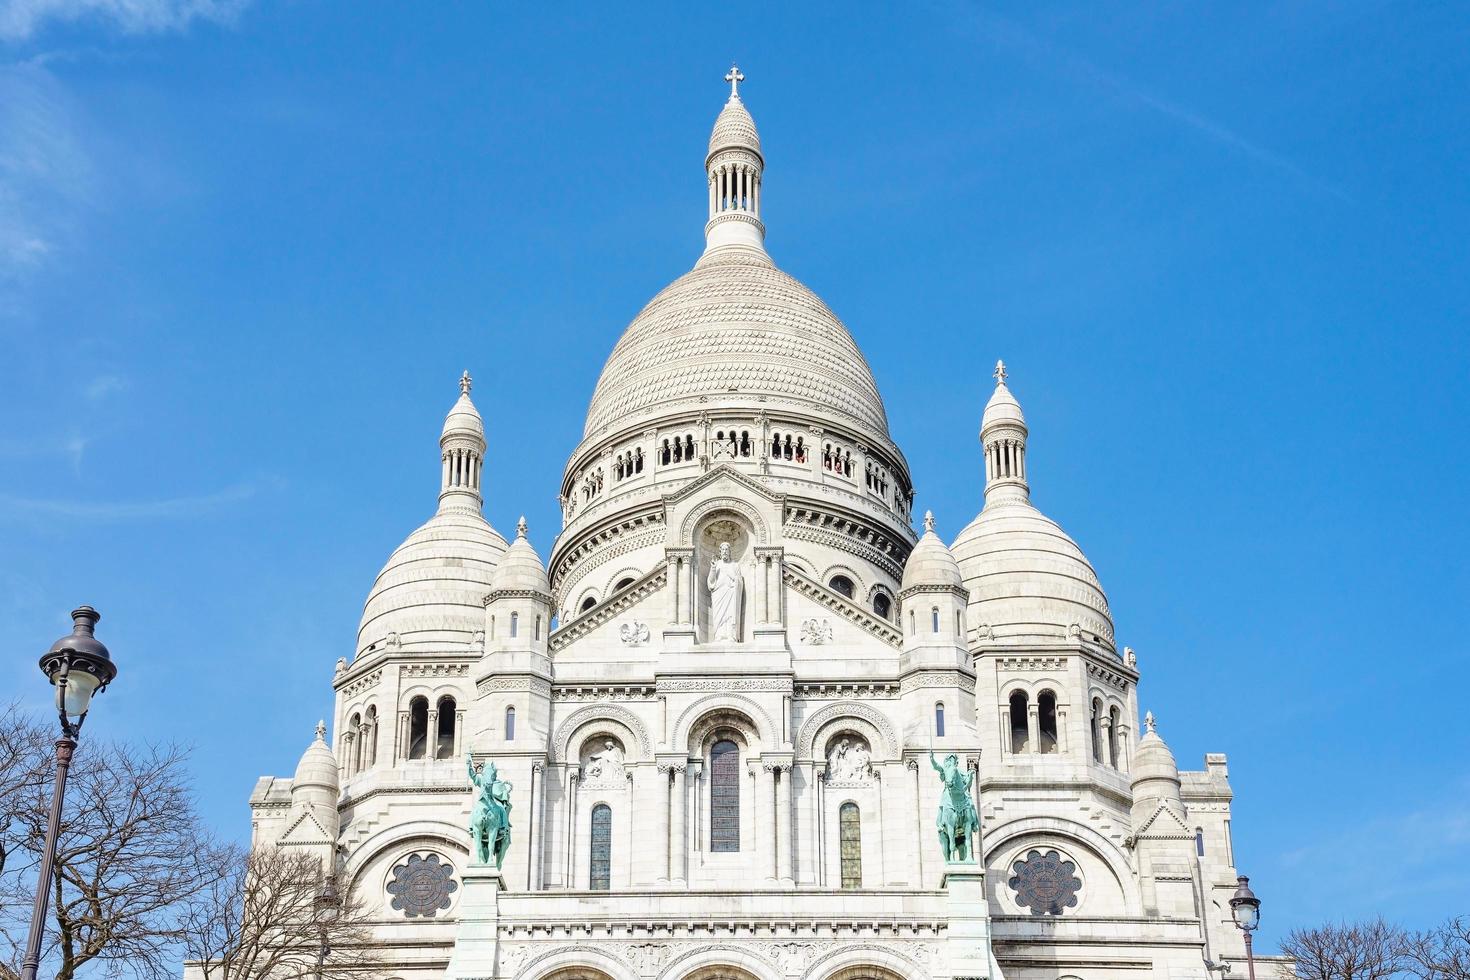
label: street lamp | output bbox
[1229,874,1262,980]
[314,874,340,979]
[20,606,118,980]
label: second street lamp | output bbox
[19,606,118,980]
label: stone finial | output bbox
[1144,711,1156,734]
[516,515,528,539]
[725,64,745,98]
[923,510,935,534]
[993,359,1007,385]
[460,370,473,396]
[315,719,327,741]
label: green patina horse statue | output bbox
[930,750,981,863]
[467,753,513,868]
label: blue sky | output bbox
[2,2,1467,941]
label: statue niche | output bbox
[579,736,627,789]
[697,517,748,644]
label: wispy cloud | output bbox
[0,481,260,520]
[963,8,1351,203]
[84,373,126,399]
[0,0,248,42]
[0,60,92,282]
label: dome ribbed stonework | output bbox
[582,249,890,439]
[708,97,761,159]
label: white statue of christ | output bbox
[706,541,743,642]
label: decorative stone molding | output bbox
[783,507,906,580]
[552,684,658,701]
[619,620,651,645]
[552,703,654,760]
[670,692,780,750]
[677,493,772,547]
[474,675,551,698]
[898,669,976,695]
[338,669,381,699]
[997,655,1068,673]
[795,701,901,760]
[1087,660,1132,693]
[400,663,468,679]
[795,681,899,698]
[658,677,789,693]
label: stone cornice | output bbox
[549,563,667,652]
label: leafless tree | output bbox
[180,846,382,980]
[1280,918,1407,980]
[1401,918,1470,980]
[0,704,52,880]
[0,730,225,980]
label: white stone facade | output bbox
[242,70,1278,980]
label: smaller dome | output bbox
[442,371,484,440]
[1131,712,1182,803]
[708,96,761,160]
[900,511,964,594]
[490,517,550,597]
[982,361,1025,431]
[292,720,339,805]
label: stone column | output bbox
[998,705,1011,759]
[1117,725,1131,774]
[1100,715,1114,769]
[775,764,792,883]
[1027,701,1040,755]
[1057,704,1070,754]
[670,764,688,883]
[907,758,925,888]
[655,764,672,882]
[754,762,776,879]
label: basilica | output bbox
[243,70,1267,980]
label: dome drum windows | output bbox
[769,431,807,464]
[870,588,893,621]
[406,695,458,761]
[712,428,754,460]
[613,448,644,481]
[659,434,697,466]
[822,442,855,478]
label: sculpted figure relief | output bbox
[706,541,743,642]
[827,736,873,783]
[466,753,513,868]
[584,738,625,783]
[930,750,981,863]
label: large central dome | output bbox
[582,247,890,439]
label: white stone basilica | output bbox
[245,70,1267,980]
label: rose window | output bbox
[1008,848,1082,915]
[386,852,458,918]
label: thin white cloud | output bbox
[0,60,92,283]
[0,481,259,520]
[0,0,248,42]
[962,7,1351,203]
[84,373,126,399]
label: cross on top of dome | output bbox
[725,64,745,98]
[994,359,1008,385]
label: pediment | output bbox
[665,463,785,508]
[279,809,332,846]
[784,563,903,650]
[1132,800,1193,840]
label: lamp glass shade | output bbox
[58,669,101,721]
[1234,902,1260,931]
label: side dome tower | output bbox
[357,372,508,657]
[951,361,1114,650]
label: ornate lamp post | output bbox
[313,874,340,979]
[1229,874,1263,980]
[19,606,118,980]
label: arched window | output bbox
[871,592,892,620]
[1108,705,1121,768]
[407,697,429,760]
[615,577,635,593]
[931,606,940,633]
[661,439,672,465]
[534,615,541,640]
[709,739,740,853]
[839,802,862,889]
[435,696,456,759]
[1195,827,1205,856]
[363,705,378,768]
[935,701,946,737]
[1009,690,1030,754]
[1090,698,1103,763]
[590,803,612,891]
[1038,691,1058,754]
[347,712,362,774]
[955,610,963,637]
[829,575,855,599]
[908,610,915,635]
[580,595,596,613]
[510,612,519,637]
[684,435,695,460]
[504,705,516,741]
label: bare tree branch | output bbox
[181,847,383,980]
[1401,917,1470,980]
[1280,918,1407,980]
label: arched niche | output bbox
[694,511,754,644]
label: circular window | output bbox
[386,852,458,918]
[1008,848,1082,915]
